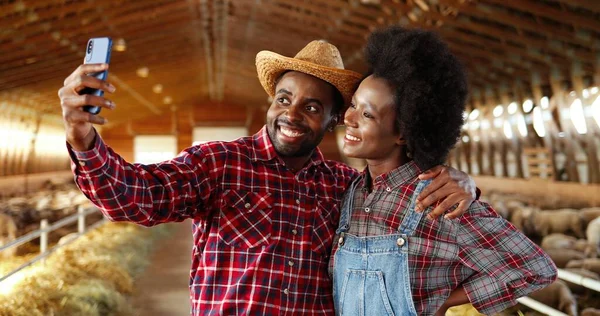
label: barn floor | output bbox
[131,222,193,316]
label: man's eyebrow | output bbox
[303,97,323,108]
[275,89,292,95]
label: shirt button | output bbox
[79,161,85,167]
[397,237,406,247]
[288,261,294,267]
[365,207,370,213]
[284,288,289,295]
[244,203,251,209]
[295,199,300,204]
[386,187,391,192]
[292,229,298,235]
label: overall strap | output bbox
[336,176,362,234]
[397,179,431,236]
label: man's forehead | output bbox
[276,71,333,97]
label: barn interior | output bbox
[1,0,600,315]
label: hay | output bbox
[0,222,170,316]
[446,303,485,316]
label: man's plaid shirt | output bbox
[68,127,357,315]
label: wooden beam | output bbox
[442,0,595,52]
[481,0,600,33]
[527,0,600,14]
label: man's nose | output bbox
[285,104,303,123]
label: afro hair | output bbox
[364,26,468,170]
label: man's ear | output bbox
[327,116,339,132]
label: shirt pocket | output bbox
[311,199,340,256]
[218,190,273,248]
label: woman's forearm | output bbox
[435,286,470,316]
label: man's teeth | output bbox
[280,126,305,138]
[345,134,361,141]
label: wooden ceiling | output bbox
[0,0,599,126]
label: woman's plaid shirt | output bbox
[329,161,557,315]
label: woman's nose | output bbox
[344,108,357,127]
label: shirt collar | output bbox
[251,126,326,170]
[361,161,422,190]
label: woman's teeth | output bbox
[345,134,362,141]
[280,126,305,138]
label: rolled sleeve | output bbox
[462,273,515,315]
[67,131,108,175]
[458,201,558,314]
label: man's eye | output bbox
[278,98,290,105]
[307,106,318,113]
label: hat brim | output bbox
[256,51,362,107]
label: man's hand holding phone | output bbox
[58,63,116,151]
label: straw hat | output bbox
[256,40,362,105]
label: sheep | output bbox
[528,208,585,238]
[528,280,578,316]
[563,268,600,294]
[0,213,17,259]
[542,234,599,258]
[510,206,536,235]
[566,258,600,275]
[587,217,600,252]
[545,248,586,268]
[541,233,578,251]
[582,308,600,316]
[580,207,600,226]
[574,239,598,258]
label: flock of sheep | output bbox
[486,193,600,316]
[0,181,93,258]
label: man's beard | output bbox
[267,124,324,158]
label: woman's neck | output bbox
[366,151,411,190]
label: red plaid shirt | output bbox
[329,161,557,315]
[68,127,357,315]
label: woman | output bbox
[330,26,557,316]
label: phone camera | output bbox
[87,40,93,54]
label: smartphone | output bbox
[80,37,112,114]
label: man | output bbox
[58,40,477,315]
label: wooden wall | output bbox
[0,101,70,177]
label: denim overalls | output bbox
[332,178,430,316]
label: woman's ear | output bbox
[396,135,406,146]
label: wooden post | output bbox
[472,90,485,175]
[509,80,526,178]
[484,86,498,176]
[23,113,43,193]
[531,72,559,180]
[550,67,580,182]
[498,85,515,177]
[572,62,600,183]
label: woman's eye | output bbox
[363,112,374,119]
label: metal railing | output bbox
[514,267,600,316]
[0,206,106,283]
